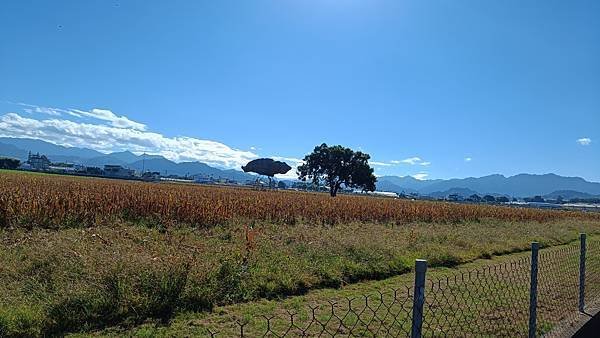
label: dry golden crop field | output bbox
[1,170,600,336]
[1,170,597,229]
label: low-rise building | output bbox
[103,165,135,178]
[141,171,161,182]
[27,152,51,170]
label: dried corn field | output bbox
[1,171,597,229]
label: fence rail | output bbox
[206,234,599,337]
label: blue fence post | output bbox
[528,242,539,338]
[411,259,427,338]
[579,233,587,313]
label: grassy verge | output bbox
[83,237,598,337]
[1,219,599,336]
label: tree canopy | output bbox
[242,158,291,177]
[297,143,377,197]
[0,158,20,170]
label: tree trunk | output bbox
[329,181,341,197]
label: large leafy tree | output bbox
[0,158,20,170]
[297,143,377,197]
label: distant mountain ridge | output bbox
[0,137,255,181]
[0,137,103,159]
[2,137,599,197]
[377,174,600,198]
[543,190,600,200]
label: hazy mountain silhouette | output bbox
[377,174,600,197]
[0,142,28,160]
[0,137,255,181]
[377,175,442,191]
[428,188,480,199]
[544,190,600,200]
[0,137,103,159]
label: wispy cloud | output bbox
[391,157,430,166]
[577,138,591,146]
[19,103,67,116]
[0,109,260,169]
[72,108,147,130]
[17,103,146,131]
[370,161,392,167]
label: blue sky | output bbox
[1,0,599,181]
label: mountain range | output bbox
[0,137,255,181]
[2,137,600,198]
[376,174,600,198]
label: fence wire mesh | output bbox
[205,238,600,337]
[585,239,600,312]
[536,244,580,336]
[421,258,531,337]
[207,287,414,337]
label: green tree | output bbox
[0,157,20,170]
[483,195,496,203]
[297,143,377,197]
[496,196,509,203]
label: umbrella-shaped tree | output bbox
[242,158,292,187]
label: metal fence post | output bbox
[579,233,587,312]
[411,259,427,338]
[528,242,539,338]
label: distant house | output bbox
[27,151,51,170]
[49,165,77,173]
[103,165,134,178]
[195,175,213,184]
[141,171,161,182]
[367,191,399,198]
[85,166,103,175]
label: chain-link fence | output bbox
[205,235,599,337]
[421,257,531,336]
[585,239,600,312]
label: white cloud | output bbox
[392,157,430,166]
[16,103,146,131]
[412,172,429,180]
[577,138,591,146]
[71,108,147,131]
[464,157,472,162]
[370,161,392,167]
[19,103,66,116]
[0,112,259,169]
